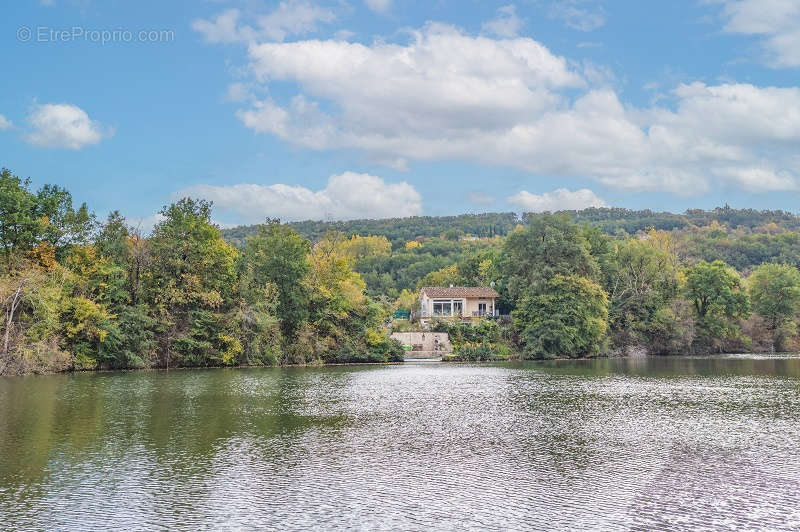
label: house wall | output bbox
[463,297,495,316]
[418,291,496,318]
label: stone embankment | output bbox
[390,332,452,359]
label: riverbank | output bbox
[10,348,797,378]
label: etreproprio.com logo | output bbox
[17,26,174,44]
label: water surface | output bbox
[2,356,800,530]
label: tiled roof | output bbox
[421,286,499,298]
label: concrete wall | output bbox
[390,332,452,359]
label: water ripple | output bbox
[1,358,799,530]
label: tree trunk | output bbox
[3,279,26,356]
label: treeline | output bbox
[0,169,403,375]
[224,206,800,248]
[222,212,520,248]
[6,163,800,374]
[223,206,800,302]
[557,206,800,234]
[415,215,800,359]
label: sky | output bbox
[1,0,800,229]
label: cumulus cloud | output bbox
[482,5,523,38]
[508,188,608,212]
[235,23,800,194]
[0,115,11,130]
[26,103,111,149]
[715,0,800,68]
[202,20,800,195]
[181,172,422,223]
[192,1,335,43]
[364,0,392,14]
[239,23,583,149]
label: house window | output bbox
[478,302,487,316]
[433,300,452,316]
[453,300,463,315]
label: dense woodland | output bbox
[4,166,800,374]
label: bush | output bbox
[366,332,405,362]
[447,340,510,362]
[431,319,501,348]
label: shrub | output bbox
[448,340,509,362]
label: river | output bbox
[1,356,800,530]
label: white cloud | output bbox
[508,188,608,212]
[224,82,255,103]
[181,172,422,223]
[482,5,523,38]
[26,103,111,149]
[240,23,583,147]
[216,22,800,195]
[715,0,800,68]
[192,1,335,44]
[365,0,392,14]
[0,115,11,130]
[549,1,606,32]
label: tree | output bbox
[417,264,459,289]
[36,184,95,252]
[748,263,800,350]
[513,274,609,359]
[0,169,39,268]
[305,231,368,331]
[241,219,311,337]
[147,198,238,366]
[684,260,750,347]
[608,237,681,346]
[502,214,598,305]
[337,234,391,261]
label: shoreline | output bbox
[4,351,800,378]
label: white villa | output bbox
[418,286,500,323]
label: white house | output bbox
[418,286,499,323]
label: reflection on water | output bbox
[1,356,800,530]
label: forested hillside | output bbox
[6,164,800,375]
[222,212,519,248]
[222,206,800,301]
[223,206,800,247]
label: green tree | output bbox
[147,198,238,366]
[0,169,40,268]
[502,214,598,305]
[608,237,681,346]
[241,219,311,338]
[35,184,95,253]
[684,260,750,347]
[513,274,609,359]
[748,263,800,350]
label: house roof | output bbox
[421,286,499,298]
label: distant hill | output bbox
[555,206,800,234]
[221,206,800,247]
[222,212,520,248]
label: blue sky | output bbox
[1,0,800,228]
